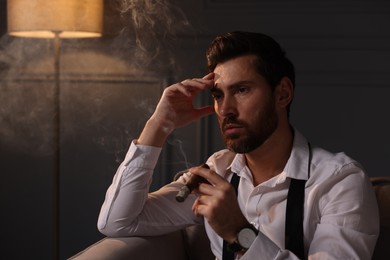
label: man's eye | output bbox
[211,92,222,100]
[211,91,222,100]
[237,87,249,93]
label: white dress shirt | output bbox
[98,130,379,259]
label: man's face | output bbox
[211,55,278,154]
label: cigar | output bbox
[176,164,210,202]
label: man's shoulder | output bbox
[308,145,367,185]
[311,146,362,170]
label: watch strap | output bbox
[227,241,243,253]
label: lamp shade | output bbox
[7,0,103,38]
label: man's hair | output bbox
[206,31,295,90]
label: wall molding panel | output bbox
[203,0,390,14]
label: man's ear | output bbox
[275,77,294,108]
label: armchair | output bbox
[69,177,390,260]
[69,224,213,260]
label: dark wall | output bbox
[173,0,390,178]
[1,0,389,259]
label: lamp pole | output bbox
[53,31,61,260]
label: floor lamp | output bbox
[7,1,103,259]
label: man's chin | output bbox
[224,139,245,153]
[224,136,261,154]
[223,136,238,146]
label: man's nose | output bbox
[217,96,237,117]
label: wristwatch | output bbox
[228,224,259,252]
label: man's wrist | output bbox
[228,224,259,253]
[137,118,173,147]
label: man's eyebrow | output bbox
[210,81,253,92]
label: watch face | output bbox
[238,228,257,249]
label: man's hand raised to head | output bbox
[137,73,215,147]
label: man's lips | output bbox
[223,124,243,135]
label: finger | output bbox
[193,194,206,204]
[191,198,197,212]
[164,82,192,98]
[191,166,225,187]
[193,105,215,120]
[192,197,203,217]
[169,82,198,98]
[194,203,206,217]
[202,72,214,80]
[192,195,211,217]
[181,77,213,90]
[170,77,213,100]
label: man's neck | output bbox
[245,125,294,186]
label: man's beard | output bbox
[221,99,278,154]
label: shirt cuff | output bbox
[240,231,281,259]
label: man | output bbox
[98,31,379,259]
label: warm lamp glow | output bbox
[7,2,103,259]
[7,0,103,38]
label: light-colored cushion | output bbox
[69,231,187,260]
[69,224,214,260]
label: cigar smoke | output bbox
[114,0,191,69]
[176,164,210,202]
[0,0,191,158]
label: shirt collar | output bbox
[284,129,310,181]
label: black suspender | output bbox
[222,142,310,260]
[285,142,310,259]
[222,173,241,260]
[285,178,306,259]
[230,172,241,195]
